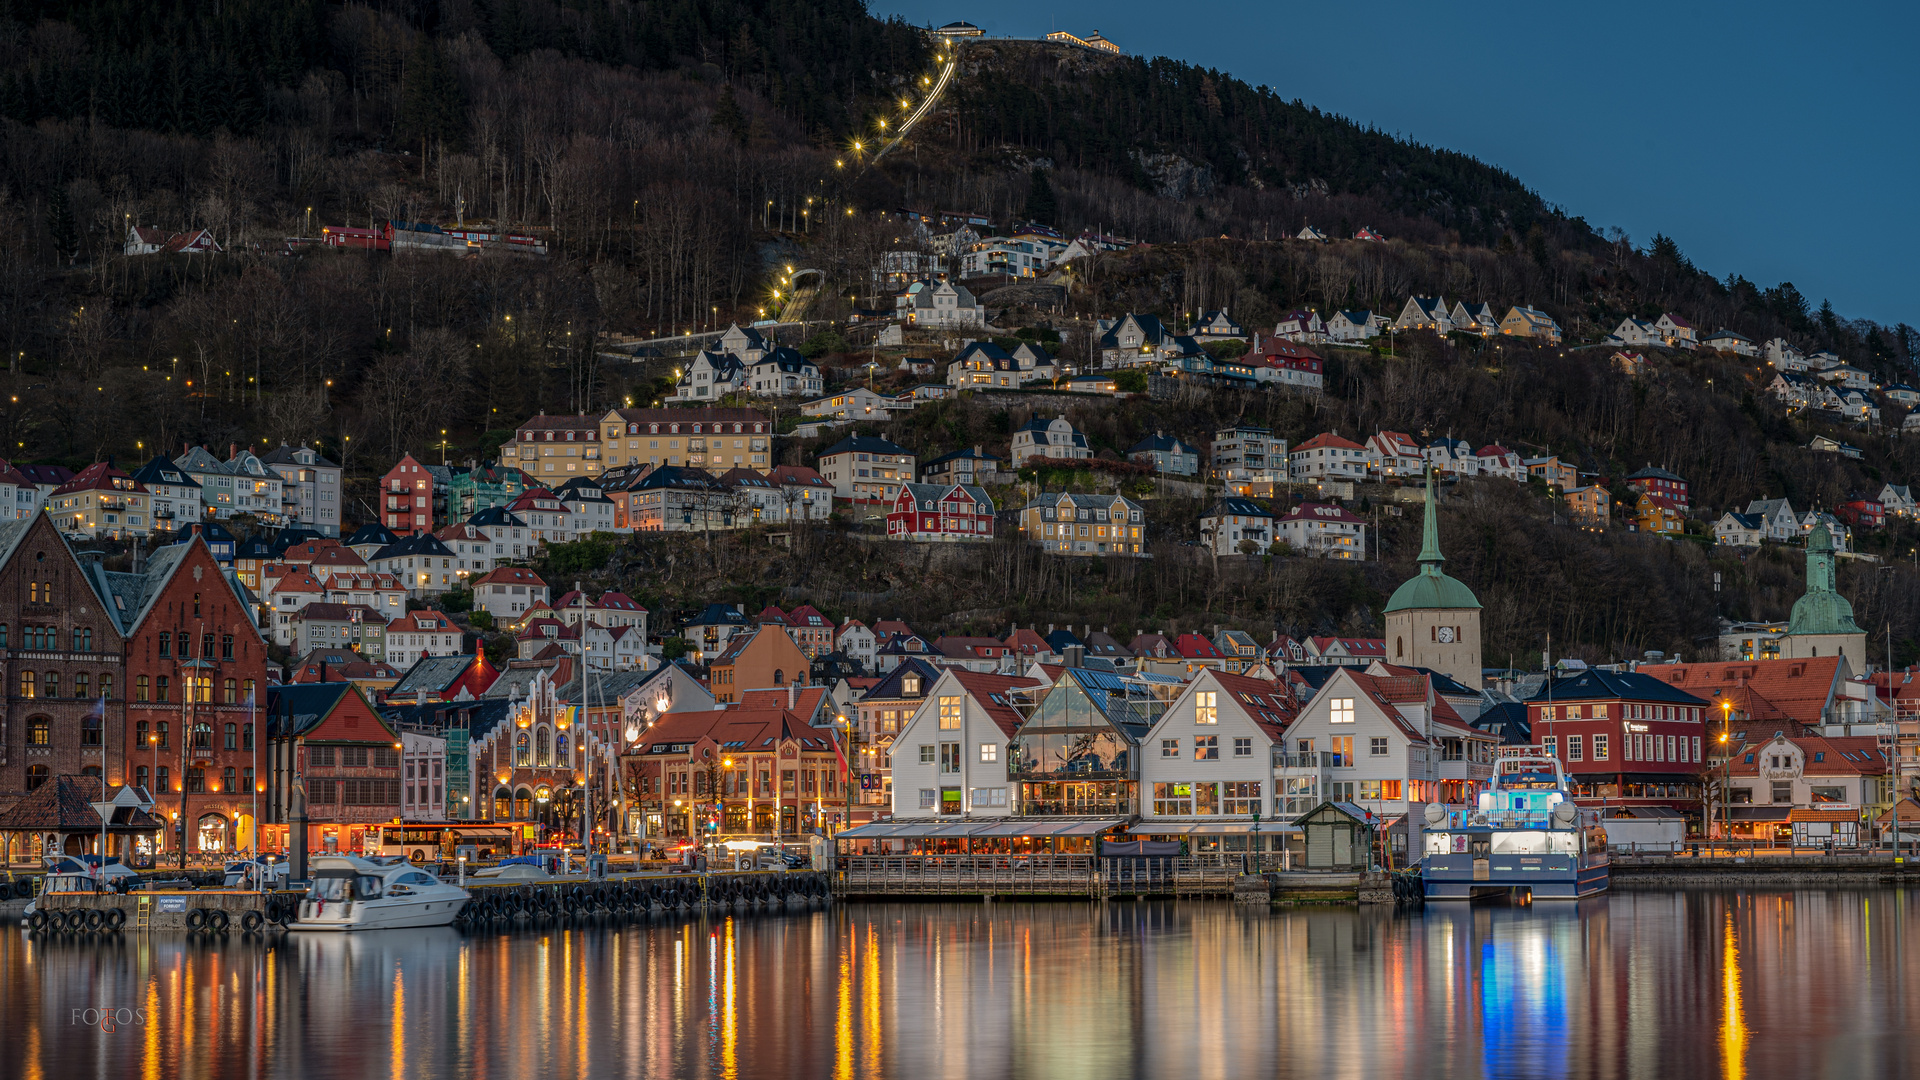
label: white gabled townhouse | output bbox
[1274,667,1497,839]
[1325,310,1382,343]
[1606,317,1661,347]
[889,669,1039,818]
[1391,296,1453,335]
[1365,431,1423,480]
[1135,670,1296,850]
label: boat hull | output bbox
[1422,852,1608,901]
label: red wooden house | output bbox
[885,483,996,542]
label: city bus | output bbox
[372,823,542,864]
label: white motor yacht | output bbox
[292,855,470,931]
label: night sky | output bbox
[878,0,1918,328]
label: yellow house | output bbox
[1635,492,1686,536]
[500,407,774,478]
[1500,305,1563,345]
[48,462,152,539]
[1564,485,1610,530]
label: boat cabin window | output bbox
[356,876,385,899]
[308,876,353,901]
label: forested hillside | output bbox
[0,0,1916,664]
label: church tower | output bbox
[1383,469,1483,688]
[1779,522,1867,674]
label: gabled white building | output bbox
[1136,670,1294,841]
[1276,667,1496,828]
[889,669,1039,818]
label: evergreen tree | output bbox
[45,186,78,266]
[711,84,748,145]
[397,35,467,150]
[1022,167,1056,226]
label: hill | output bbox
[0,1,1915,665]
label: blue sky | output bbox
[877,1,1918,328]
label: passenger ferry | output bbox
[1421,747,1609,901]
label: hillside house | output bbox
[1702,329,1758,356]
[1745,499,1801,543]
[1249,339,1325,390]
[947,341,1020,389]
[1365,432,1424,480]
[1212,427,1287,484]
[1764,338,1808,370]
[1565,486,1611,530]
[802,388,895,421]
[1836,498,1886,531]
[1326,310,1383,342]
[673,351,747,401]
[1714,512,1765,548]
[1275,503,1368,560]
[1020,492,1147,557]
[1474,445,1525,481]
[1392,296,1454,335]
[1296,226,1329,242]
[1878,484,1915,519]
[818,435,915,505]
[1274,310,1326,343]
[1525,456,1578,491]
[1192,310,1244,340]
[886,483,997,543]
[1290,433,1368,482]
[748,348,822,398]
[1606,317,1661,347]
[920,446,1002,486]
[1807,435,1863,459]
[1010,417,1091,467]
[1423,437,1475,476]
[1199,497,1275,555]
[1634,493,1686,537]
[1098,314,1206,367]
[1625,465,1690,510]
[1127,432,1201,476]
[1654,313,1697,349]
[906,280,985,328]
[1500,306,1563,344]
[1449,301,1500,335]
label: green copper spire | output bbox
[1786,522,1863,636]
[1384,465,1481,613]
[1417,465,1445,572]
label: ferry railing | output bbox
[1432,808,1563,829]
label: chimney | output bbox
[1047,623,1055,635]
[1065,644,1085,669]
[787,683,798,709]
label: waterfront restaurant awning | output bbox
[835,818,1128,841]
[1728,807,1793,822]
[1128,821,1301,835]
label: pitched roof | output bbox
[1293,432,1365,452]
[1523,668,1710,706]
[946,671,1041,737]
[1639,658,1845,730]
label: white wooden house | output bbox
[1135,670,1295,845]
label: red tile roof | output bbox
[1294,432,1365,453]
[1641,658,1844,730]
[946,671,1040,737]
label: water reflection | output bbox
[4,891,1917,1079]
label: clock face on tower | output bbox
[1437,626,1455,643]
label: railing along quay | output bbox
[835,854,1293,899]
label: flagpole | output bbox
[251,687,258,867]
[99,693,108,876]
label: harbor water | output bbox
[5,889,1918,1079]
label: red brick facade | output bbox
[121,539,269,860]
